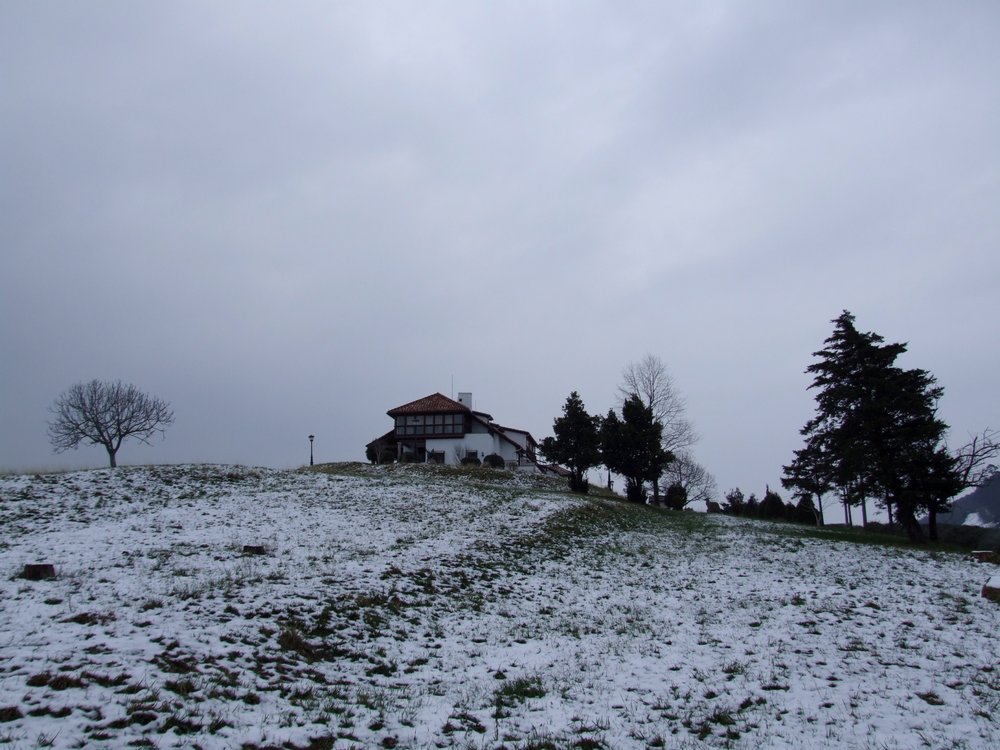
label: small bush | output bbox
[795,495,819,525]
[365,441,396,464]
[758,488,786,520]
[664,483,688,510]
[723,488,745,515]
[460,456,481,466]
[483,453,505,469]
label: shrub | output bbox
[795,495,819,525]
[758,488,786,520]
[723,488,745,516]
[483,453,505,469]
[460,456,481,466]
[365,442,395,464]
[663,482,688,510]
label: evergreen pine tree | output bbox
[788,311,961,542]
[758,487,786,520]
[540,391,602,494]
[782,441,829,525]
[663,482,688,510]
[600,394,673,503]
[723,487,746,516]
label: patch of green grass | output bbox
[721,660,748,678]
[30,672,87,691]
[443,710,486,734]
[27,705,72,719]
[164,678,198,697]
[494,675,546,707]
[62,611,116,626]
[158,711,201,735]
[916,691,945,705]
[26,672,51,687]
[776,523,970,554]
[81,670,130,688]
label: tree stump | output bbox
[242,545,267,556]
[22,564,56,581]
[983,576,1000,604]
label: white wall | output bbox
[425,432,534,465]
[426,434,497,464]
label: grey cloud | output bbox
[2,1,998,498]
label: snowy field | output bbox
[1,463,998,749]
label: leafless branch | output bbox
[619,354,698,454]
[953,428,1000,489]
[659,451,717,507]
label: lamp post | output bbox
[308,434,314,466]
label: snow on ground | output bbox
[1,463,998,749]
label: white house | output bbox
[367,392,542,471]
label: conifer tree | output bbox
[663,482,688,510]
[787,311,960,542]
[540,391,602,494]
[600,394,673,503]
[723,488,746,516]
[782,441,829,525]
[758,487,786,520]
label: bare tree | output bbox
[619,354,697,501]
[658,451,717,508]
[618,354,697,454]
[365,438,394,464]
[48,380,174,468]
[953,428,1000,489]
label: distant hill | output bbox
[935,473,1000,528]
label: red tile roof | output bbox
[387,393,470,417]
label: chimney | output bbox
[457,392,473,409]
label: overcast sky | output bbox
[2,1,998,501]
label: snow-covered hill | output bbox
[1,463,998,749]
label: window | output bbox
[394,413,465,437]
